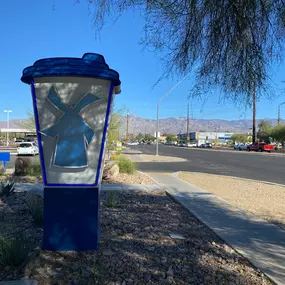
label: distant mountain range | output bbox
[124,115,283,135]
[0,119,29,129]
[0,116,283,135]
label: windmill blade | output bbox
[75,93,100,113]
[47,87,70,113]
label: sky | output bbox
[0,0,285,122]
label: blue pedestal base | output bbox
[43,187,100,251]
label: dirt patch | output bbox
[0,190,271,285]
[178,172,285,229]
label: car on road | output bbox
[17,142,39,156]
[247,142,275,153]
[234,143,249,151]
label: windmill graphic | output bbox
[41,87,100,168]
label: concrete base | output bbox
[43,186,100,251]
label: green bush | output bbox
[25,195,43,227]
[0,235,30,267]
[105,191,117,208]
[27,159,42,177]
[116,156,136,174]
[0,180,15,197]
[0,165,4,176]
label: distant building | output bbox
[159,136,167,143]
[177,131,233,145]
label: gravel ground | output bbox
[178,171,285,228]
[0,174,42,183]
[130,154,186,163]
[103,171,154,185]
[0,189,272,285]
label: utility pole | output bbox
[278,102,285,125]
[126,108,129,145]
[252,81,257,143]
[186,99,190,142]
[4,110,12,146]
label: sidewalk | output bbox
[15,183,161,197]
[149,172,285,285]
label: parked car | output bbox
[165,141,177,145]
[187,142,197,147]
[234,143,248,151]
[17,142,39,156]
[247,142,275,153]
[199,143,212,148]
[127,142,139,146]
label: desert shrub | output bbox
[0,165,4,176]
[0,234,30,267]
[27,159,42,177]
[25,195,43,227]
[110,153,119,160]
[0,180,15,197]
[105,191,117,208]
[116,156,136,174]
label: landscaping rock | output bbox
[103,162,119,181]
[0,190,272,285]
[14,157,31,176]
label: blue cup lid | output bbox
[21,53,121,93]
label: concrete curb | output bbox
[15,183,161,194]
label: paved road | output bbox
[132,144,285,185]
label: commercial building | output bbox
[177,131,233,145]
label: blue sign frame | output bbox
[31,80,114,187]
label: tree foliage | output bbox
[271,124,285,142]
[231,133,248,143]
[135,132,145,142]
[257,120,272,143]
[86,0,285,103]
[144,134,155,142]
[108,108,125,149]
[165,133,177,142]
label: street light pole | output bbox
[278,102,285,125]
[4,110,12,146]
[126,108,129,145]
[155,71,196,156]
